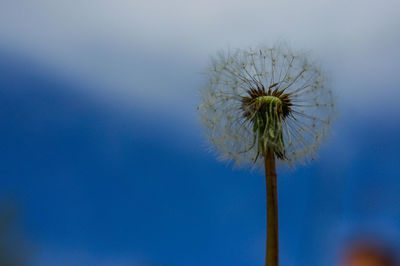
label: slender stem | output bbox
[264,150,279,266]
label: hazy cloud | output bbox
[1,0,399,116]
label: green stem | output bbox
[265,150,279,266]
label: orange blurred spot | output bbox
[341,242,397,266]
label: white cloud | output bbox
[1,0,399,117]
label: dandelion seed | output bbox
[198,43,334,169]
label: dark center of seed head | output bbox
[243,93,289,160]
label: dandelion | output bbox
[198,43,335,266]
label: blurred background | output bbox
[1,0,400,265]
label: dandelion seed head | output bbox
[198,43,335,169]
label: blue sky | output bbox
[1,1,400,265]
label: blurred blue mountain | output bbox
[1,50,400,266]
